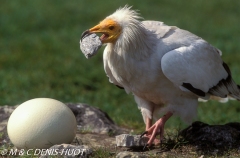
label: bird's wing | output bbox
[160,31,229,99]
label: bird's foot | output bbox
[140,112,173,147]
[140,131,160,146]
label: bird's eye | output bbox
[109,26,115,30]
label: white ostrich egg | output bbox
[7,98,77,149]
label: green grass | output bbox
[1,0,240,133]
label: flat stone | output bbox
[79,33,102,59]
[116,134,149,147]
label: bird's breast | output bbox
[106,49,170,103]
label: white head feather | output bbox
[106,6,156,59]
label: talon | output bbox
[143,143,149,150]
[140,131,148,138]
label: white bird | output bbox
[81,6,240,146]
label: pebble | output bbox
[80,33,102,59]
[115,134,149,147]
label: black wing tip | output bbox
[115,85,124,89]
[182,83,206,97]
[222,62,231,75]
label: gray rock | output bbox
[0,105,15,127]
[67,103,129,135]
[40,144,92,158]
[116,134,149,147]
[80,33,102,59]
[0,105,16,147]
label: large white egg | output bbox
[7,98,77,149]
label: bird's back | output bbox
[142,21,206,55]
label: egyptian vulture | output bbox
[81,6,240,146]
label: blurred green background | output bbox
[1,0,240,132]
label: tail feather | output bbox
[225,79,240,99]
[208,62,240,101]
[230,84,240,101]
[208,78,229,98]
[209,76,240,101]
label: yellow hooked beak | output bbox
[81,19,122,43]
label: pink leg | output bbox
[145,117,152,131]
[142,112,173,146]
[144,117,161,145]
